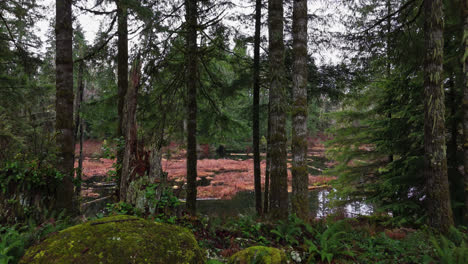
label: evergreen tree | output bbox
[116,0,129,201]
[423,0,453,232]
[186,0,199,215]
[55,0,76,214]
[291,0,309,220]
[268,0,288,219]
[462,0,468,224]
[253,0,263,216]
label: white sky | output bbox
[36,0,342,64]
[37,0,106,46]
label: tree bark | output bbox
[185,0,198,215]
[55,0,76,214]
[120,58,140,202]
[424,0,453,232]
[387,0,393,163]
[264,101,271,215]
[116,0,128,199]
[74,62,84,140]
[74,62,85,200]
[253,0,262,216]
[268,0,288,219]
[291,0,309,220]
[462,0,468,224]
[78,119,84,200]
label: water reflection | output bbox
[311,189,373,218]
[197,189,373,218]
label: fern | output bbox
[429,235,468,264]
[270,219,301,246]
[0,227,25,264]
[305,220,355,263]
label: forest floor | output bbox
[76,135,336,202]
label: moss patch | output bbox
[20,215,205,264]
[228,246,286,264]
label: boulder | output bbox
[21,215,205,264]
[229,246,287,264]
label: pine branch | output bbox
[360,0,417,35]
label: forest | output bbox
[1,0,468,263]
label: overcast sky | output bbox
[36,0,342,64]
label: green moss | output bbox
[228,246,286,264]
[20,215,205,264]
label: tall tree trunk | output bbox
[387,0,393,163]
[253,0,262,216]
[462,0,468,224]
[74,62,85,200]
[116,0,128,199]
[448,78,463,222]
[120,58,140,202]
[55,0,76,214]
[264,101,271,215]
[291,0,308,220]
[74,62,84,140]
[424,0,453,232]
[78,120,84,200]
[185,0,198,215]
[268,0,288,219]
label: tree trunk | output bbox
[291,0,308,220]
[78,119,84,200]
[264,101,271,215]
[185,0,198,215]
[424,0,453,232]
[253,0,262,216]
[74,62,84,140]
[116,0,128,199]
[462,0,468,224]
[447,78,463,222]
[268,0,288,219]
[120,58,140,202]
[55,0,76,214]
[74,62,85,200]
[387,0,393,163]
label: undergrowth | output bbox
[4,200,468,264]
[0,211,74,264]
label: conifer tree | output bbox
[268,0,288,219]
[55,0,76,214]
[291,0,308,220]
[462,0,468,224]
[423,0,453,232]
[116,0,129,200]
[253,0,263,216]
[186,0,198,214]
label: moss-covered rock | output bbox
[228,246,287,264]
[20,215,205,264]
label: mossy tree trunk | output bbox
[253,0,263,216]
[291,0,308,220]
[116,0,128,199]
[185,0,198,215]
[55,0,76,214]
[462,0,468,224]
[424,0,454,232]
[120,58,140,202]
[268,0,288,219]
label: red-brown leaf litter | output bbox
[75,135,335,200]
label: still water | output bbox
[197,189,373,218]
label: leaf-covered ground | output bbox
[75,136,335,200]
